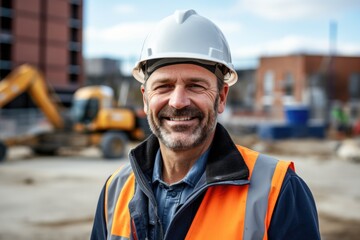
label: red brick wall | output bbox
[10,0,83,90]
[13,41,40,65]
[256,55,360,117]
[14,0,41,15]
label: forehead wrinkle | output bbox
[186,77,211,86]
[149,75,213,85]
[146,64,217,88]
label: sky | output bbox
[83,0,360,74]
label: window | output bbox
[0,42,11,79]
[69,73,78,83]
[70,51,77,65]
[1,0,12,8]
[264,70,274,96]
[0,43,11,60]
[349,73,360,100]
[69,4,81,28]
[0,16,12,30]
[71,4,79,19]
[70,28,78,42]
[0,69,10,79]
[283,72,294,96]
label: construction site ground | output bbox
[0,138,359,240]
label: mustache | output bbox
[158,106,204,119]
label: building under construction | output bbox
[0,0,84,107]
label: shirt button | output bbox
[169,191,177,197]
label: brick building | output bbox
[255,54,360,120]
[0,0,84,107]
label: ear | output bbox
[141,85,148,114]
[217,83,229,114]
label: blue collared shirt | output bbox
[152,148,209,232]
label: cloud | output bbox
[231,35,360,60]
[216,21,243,35]
[237,0,360,20]
[85,21,154,42]
[114,4,136,15]
[262,36,329,54]
[84,21,156,57]
[84,19,244,56]
[337,42,360,55]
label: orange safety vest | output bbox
[105,145,294,240]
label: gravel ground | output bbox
[0,139,359,240]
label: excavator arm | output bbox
[0,64,64,129]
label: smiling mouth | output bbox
[158,106,203,123]
[165,117,195,121]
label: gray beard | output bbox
[147,96,219,151]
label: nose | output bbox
[168,86,190,109]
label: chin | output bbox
[160,131,206,150]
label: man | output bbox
[91,9,320,240]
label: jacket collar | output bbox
[129,123,249,183]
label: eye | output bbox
[188,84,206,92]
[154,84,174,92]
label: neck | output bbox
[159,133,214,185]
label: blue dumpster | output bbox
[284,105,309,125]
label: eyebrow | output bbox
[147,78,173,88]
[149,76,210,86]
[151,78,173,84]
[187,77,210,85]
[146,72,216,92]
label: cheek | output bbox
[204,93,217,104]
[196,91,218,110]
[197,87,218,102]
[146,93,168,114]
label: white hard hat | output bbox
[132,9,238,86]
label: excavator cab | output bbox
[71,97,99,124]
[71,85,113,126]
[71,85,145,159]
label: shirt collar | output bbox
[152,150,163,184]
[152,148,209,188]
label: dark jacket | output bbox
[91,124,320,240]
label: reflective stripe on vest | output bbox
[108,236,130,240]
[105,147,293,240]
[244,154,291,240]
[185,150,293,240]
[105,164,134,240]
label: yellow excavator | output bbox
[0,64,150,161]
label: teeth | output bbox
[169,117,192,121]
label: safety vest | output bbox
[105,146,294,240]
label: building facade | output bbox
[255,54,360,120]
[0,0,84,107]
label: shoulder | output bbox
[268,169,320,239]
[106,163,133,188]
[91,164,134,240]
[281,168,313,196]
[105,163,135,205]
